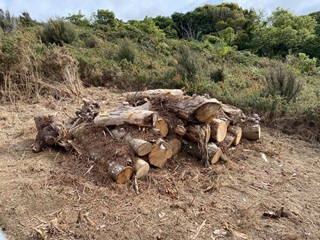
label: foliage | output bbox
[263,64,302,102]
[0,8,18,33]
[286,53,318,75]
[40,18,78,45]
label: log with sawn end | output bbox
[148,138,173,168]
[183,141,222,165]
[242,124,261,141]
[210,118,230,142]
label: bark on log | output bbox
[242,124,261,141]
[168,95,221,124]
[32,113,67,152]
[220,104,245,125]
[134,158,150,179]
[183,141,222,165]
[184,124,211,145]
[108,161,134,184]
[210,119,230,142]
[126,137,153,156]
[94,109,158,127]
[228,126,242,145]
[127,89,184,103]
[148,138,173,168]
[218,133,235,150]
[174,125,186,136]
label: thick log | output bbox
[134,158,150,179]
[210,119,230,142]
[242,124,261,141]
[148,139,173,168]
[183,141,222,165]
[220,103,245,125]
[94,108,158,127]
[127,89,184,103]
[228,126,242,145]
[127,137,153,156]
[32,113,67,152]
[218,133,235,150]
[174,125,186,136]
[108,161,134,184]
[154,117,169,137]
[168,138,182,156]
[184,124,211,145]
[168,95,221,124]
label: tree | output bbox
[66,11,91,28]
[252,8,317,57]
[93,9,118,28]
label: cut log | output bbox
[174,124,186,136]
[220,104,245,125]
[154,117,169,137]
[184,124,211,145]
[183,141,222,165]
[242,124,261,141]
[127,137,153,156]
[218,133,235,150]
[110,128,127,139]
[167,95,221,124]
[108,161,134,184]
[210,119,230,142]
[32,113,67,152]
[168,138,182,156]
[127,89,184,103]
[94,109,158,127]
[228,126,242,145]
[134,158,150,179]
[148,139,173,168]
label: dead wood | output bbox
[210,119,230,142]
[228,125,242,145]
[148,138,173,168]
[242,124,261,141]
[184,124,211,145]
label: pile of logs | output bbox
[32,89,261,186]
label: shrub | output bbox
[263,64,302,102]
[117,38,136,63]
[40,18,78,45]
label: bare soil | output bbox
[1,88,320,240]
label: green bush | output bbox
[40,18,78,45]
[263,64,302,103]
[117,38,136,63]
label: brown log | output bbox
[168,138,182,156]
[134,158,150,179]
[220,103,245,125]
[32,113,67,152]
[183,141,222,165]
[218,133,235,150]
[184,124,211,144]
[127,89,184,103]
[126,137,153,156]
[174,125,186,136]
[242,124,261,141]
[168,95,221,124]
[148,138,173,168]
[210,119,230,142]
[228,126,242,145]
[108,161,134,184]
[94,103,157,127]
[154,117,169,137]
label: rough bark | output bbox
[228,126,242,146]
[126,137,153,156]
[183,141,222,165]
[154,117,169,137]
[168,138,182,156]
[94,108,158,127]
[127,89,184,103]
[184,124,211,145]
[220,104,245,125]
[218,133,235,150]
[242,124,261,141]
[32,113,67,152]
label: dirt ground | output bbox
[1,88,320,240]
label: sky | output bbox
[0,0,319,22]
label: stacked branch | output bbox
[32,89,262,185]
